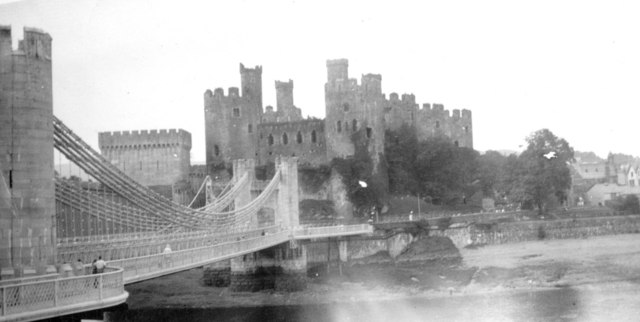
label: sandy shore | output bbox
[125,234,640,309]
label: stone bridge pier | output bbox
[203,242,307,292]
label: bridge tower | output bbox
[0,26,56,274]
[232,159,256,229]
[275,156,299,228]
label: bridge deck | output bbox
[0,224,372,321]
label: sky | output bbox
[1,0,639,163]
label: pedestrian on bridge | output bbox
[95,256,106,274]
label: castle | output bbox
[204,59,473,172]
[94,59,475,205]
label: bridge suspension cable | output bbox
[53,116,281,231]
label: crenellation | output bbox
[452,109,460,119]
[228,87,239,96]
[214,88,224,96]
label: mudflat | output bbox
[125,234,640,309]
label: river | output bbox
[113,284,640,321]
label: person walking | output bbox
[91,259,98,274]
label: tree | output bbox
[517,129,574,215]
[477,150,508,197]
[385,125,420,194]
[414,136,479,205]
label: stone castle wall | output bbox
[257,119,326,166]
[98,129,192,188]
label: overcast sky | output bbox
[1,0,639,162]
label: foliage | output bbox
[610,194,640,214]
[331,130,387,217]
[298,165,331,193]
[385,127,480,206]
[516,129,574,215]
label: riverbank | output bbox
[125,233,640,310]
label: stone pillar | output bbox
[338,240,348,262]
[275,242,307,291]
[0,26,56,274]
[232,159,255,229]
[275,157,299,228]
[230,253,259,292]
[203,259,230,287]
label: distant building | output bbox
[572,153,640,206]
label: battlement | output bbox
[98,128,192,150]
[414,103,472,120]
[240,63,262,74]
[402,94,415,104]
[326,58,349,82]
[206,87,246,99]
[275,79,293,90]
[0,26,52,60]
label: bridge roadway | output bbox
[0,224,372,322]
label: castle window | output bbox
[233,108,240,117]
[297,131,303,144]
[282,133,289,145]
[464,126,469,133]
[436,121,440,128]
[139,161,142,170]
[248,124,253,133]
[214,145,220,156]
[366,127,372,139]
[352,119,357,131]
[454,140,459,147]
[268,134,274,146]
[343,103,350,112]
[337,121,342,133]
[311,130,317,143]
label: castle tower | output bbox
[240,63,263,112]
[324,59,385,166]
[275,80,294,112]
[326,59,348,83]
[0,26,56,270]
[205,64,264,174]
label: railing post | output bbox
[53,280,58,307]
[99,275,103,300]
[2,287,5,316]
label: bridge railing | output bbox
[107,229,292,283]
[293,224,373,238]
[0,266,125,319]
[57,226,283,263]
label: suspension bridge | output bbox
[0,26,372,321]
[0,115,372,322]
